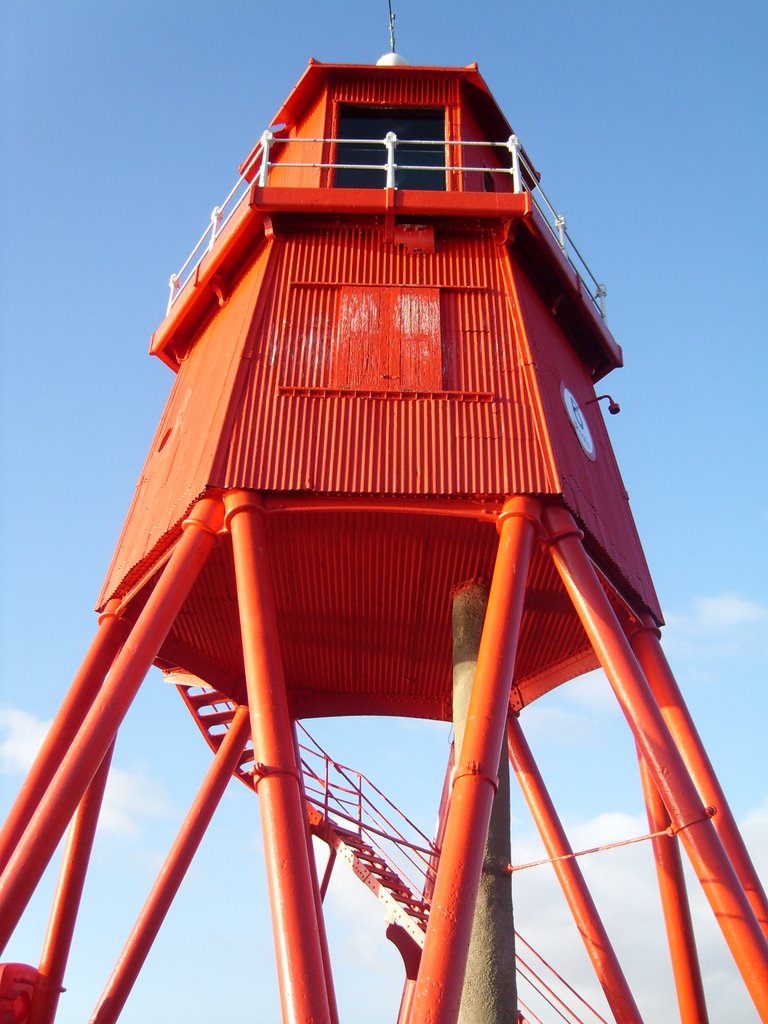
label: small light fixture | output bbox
[588,394,621,415]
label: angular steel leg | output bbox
[631,619,768,940]
[637,748,709,1023]
[225,491,332,1024]
[507,714,644,1023]
[89,706,251,1024]
[0,600,129,875]
[543,505,768,1020]
[0,495,223,952]
[410,496,540,1024]
[27,743,115,1024]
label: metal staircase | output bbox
[177,683,610,1024]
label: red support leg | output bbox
[26,743,115,1024]
[224,491,332,1024]
[410,496,541,1024]
[506,713,644,1024]
[543,506,768,1020]
[0,600,129,875]
[319,847,337,902]
[0,496,223,952]
[636,749,709,1023]
[292,725,339,1024]
[630,620,768,940]
[88,705,251,1024]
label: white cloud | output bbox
[520,672,625,751]
[509,802,768,1023]
[0,706,51,773]
[99,765,170,836]
[519,703,595,746]
[564,670,620,713]
[0,705,168,838]
[683,592,768,631]
[660,590,768,682]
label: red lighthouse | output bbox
[0,56,766,1023]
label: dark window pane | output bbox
[335,108,445,190]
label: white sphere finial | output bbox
[376,51,408,66]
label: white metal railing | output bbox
[166,131,606,319]
[165,140,265,313]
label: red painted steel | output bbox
[292,725,340,1024]
[265,89,328,191]
[218,227,553,495]
[455,97,515,194]
[506,714,644,1023]
[505,256,660,620]
[0,963,37,1023]
[636,750,709,1023]
[224,490,332,1024]
[543,505,768,1019]
[332,66,460,110]
[262,64,500,140]
[3,58,761,1023]
[183,689,612,1021]
[630,619,768,941]
[100,247,273,606]
[0,600,128,875]
[26,744,115,1024]
[96,205,655,720]
[0,497,223,952]
[88,706,250,1024]
[114,503,597,722]
[411,496,540,1024]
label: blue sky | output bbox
[1,2,766,1021]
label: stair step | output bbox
[373,874,409,889]
[393,896,427,911]
[199,708,237,728]
[351,847,385,861]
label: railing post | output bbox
[384,131,398,190]
[257,130,274,188]
[507,134,522,193]
[166,273,180,314]
[596,283,607,318]
[555,213,567,250]
[207,206,223,252]
[357,774,363,837]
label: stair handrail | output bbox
[297,725,438,901]
[178,687,614,1023]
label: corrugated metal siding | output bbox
[512,549,597,703]
[329,286,442,390]
[220,225,556,497]
[331,74,459,109]
[506,253,662,620]
[267,87,330,190]
[455,100,513,194]
[97,243,274,606]
[153,510,593,719]
[164,538,243,681]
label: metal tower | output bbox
[1,59,766,1024]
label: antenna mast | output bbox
[387,0,396,53]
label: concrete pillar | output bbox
[452,580,517,1024]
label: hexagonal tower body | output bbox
[98,60,661,721]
